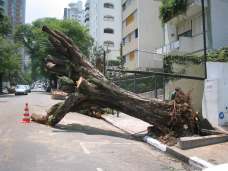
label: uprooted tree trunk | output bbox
[32,26,200,139]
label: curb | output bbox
[144,136,215,170]
[102,115,215,170]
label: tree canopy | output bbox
[0,14,12,37]
[14,18,94,80]
[0,13,21,87]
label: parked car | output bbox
[15,85,28,95]
[25,85,31,93]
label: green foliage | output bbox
[0,14,12,37]
[108,60,120,66]
[0,37,21,83]
[116,75,163,93]
[14,18,93,80]
[164,47,228,73]
[164,55,203,73]
[159,0,187,23]
[207,47,228,62]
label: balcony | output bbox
[157,33,205,55]
[160,0,207,24]
[186,0,207,18]
[156,40,180,55]
[122,38,138,56]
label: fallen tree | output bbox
[32,26,200,140]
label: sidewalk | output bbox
[102,113,151,136]
[101,113,228,170]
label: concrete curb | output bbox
[102,115,215,170]
[143,136,215,170]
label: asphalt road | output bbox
[0,92,192,171]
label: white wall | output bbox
[210,0,228,49]
[138,0,163,69]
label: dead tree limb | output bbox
[32,26,199,138]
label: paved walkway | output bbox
[102,113,228,166]
[102,113,151,136]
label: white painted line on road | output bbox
[96,168,104,171]
[80,142,91,154]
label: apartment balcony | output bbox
[163,0,207,25]
[156,40,180,55]
[122,0,137,21]
[122,19,138,38]
[157,34,205,55]
[187,0,208,17]
[123,38,138,56]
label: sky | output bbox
[26,0,86,23]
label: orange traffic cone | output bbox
[21,103,30,123]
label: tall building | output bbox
[0,0,7,15]
[5,0,26,71]
[64,1,85,25]
[156,0,228,56]
[121,0,163,70]
[6,0,26,27]
[85,0,122,61]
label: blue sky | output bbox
[26,0,86,23]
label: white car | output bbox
[15,85,28,95]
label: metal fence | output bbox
[107,70,165,100]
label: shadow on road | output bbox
[53,123,136,140]
[31,91,51,95]
[0,94,16,98]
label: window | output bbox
[104,15,114,21]
[122,3,126,11]
[135,29,138,38]
[104,3,114,9]
[104,28,114,34]
[104,41,114,47]
[178,30,192,40]
[126,13,134,26]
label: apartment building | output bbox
[85,0,122,61]
[122,0,163,70]
[157,0,228,56]
[0,0,7,14]
[6,0,26,27]
[64,1,85,25]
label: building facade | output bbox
[6,0,26,27]
[85,0,122,61]
[122,0,163,70]
[0,0,7,15]
[157,0,228,56]
[64,1,85,25]
[5,0,27,71]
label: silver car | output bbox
[15,85,28,95]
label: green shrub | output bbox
[160,0,187,23]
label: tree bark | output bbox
[31,26,199,138]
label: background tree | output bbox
[14,18,93,82]
[0,12,20,93]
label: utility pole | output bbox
[201,0,207,79]
[103,50,106,76]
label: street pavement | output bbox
[0,92,193,171]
